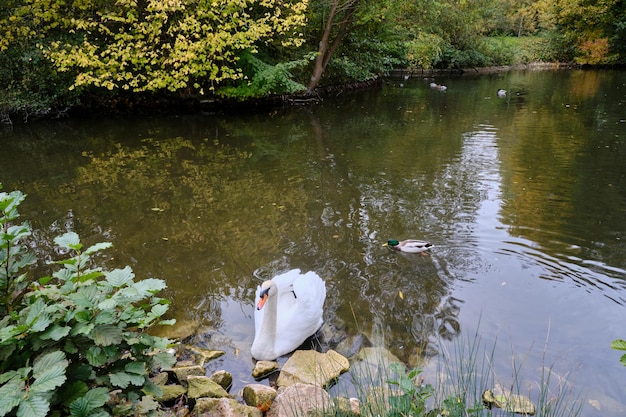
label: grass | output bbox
[327,325,583,417]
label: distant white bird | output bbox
[251,269,326,361]
[497,89,507,97]
[430,82,447,91]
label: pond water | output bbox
[1,69,626,416]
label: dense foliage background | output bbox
[1,0,625,118]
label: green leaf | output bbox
[132,278,167,295]
[16,396,49,417]
[90,324,123,346]
[59,381,89,407]
[74,310,93,323]
[611,339,626,351]
[70,285,100,308]
[69,397,90,417]
[84,242,112,255]
[86,347,107,367]
[142,379,163,397]
[77,270,105,282]
[71,322,95,336]
[0,325,20,343]
[33,351,67,376]
[150,303,168,317]
[124,361,146,375]
[96,298,118,311]
[66,363,93,382]
[82,387,109,409]
[40,324,71,341]
[25,298,47,326]
[69,387,109,417]
[0,370,18,385]
[104,266,134,287]
[29,312,53,333]
[30,366,67,393]
[135,395,159,414]
[621,353,626,367]
[152,351,176,368]
[54,232,81,251]
[0,388,22,416]
[109,372,131,388]
[109,370,145,388]
[158,318,176,326]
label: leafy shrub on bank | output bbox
[0,185,176,417]
[476,35,573,65]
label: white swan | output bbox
[251,269,326,361]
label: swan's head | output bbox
[256,280,276,310]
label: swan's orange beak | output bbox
[257,288,270,310]
[256,294,267,310]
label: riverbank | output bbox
[2,63,592,126]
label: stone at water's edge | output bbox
[185,345,226,363]
[266,383,333,417]
[210,370,233,391]
[252,360,279,379]
[355,346,403,368]
[195,397,263,417]
[276,349,350,388]
[333,397,361,416]
[187,375,231,399]
[482,384,536,415]
[158,384,187,402]
[151,371,169,386]
[172,365,206,387]
[241,384,278,409]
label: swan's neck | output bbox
[258,294,278,356]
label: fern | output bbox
[218,51,315,99]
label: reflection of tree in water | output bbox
[9,92,504,367]
[303,109,492,365]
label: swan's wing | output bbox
[292,271,326,311]
[277,271,326,336]
[271,268,302,291]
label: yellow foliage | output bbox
[2,0,308,92]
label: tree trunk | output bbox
[306,0,359,93]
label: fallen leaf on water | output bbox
[399,291,404,299]
[151,207,164,212]
[588,399,601,411]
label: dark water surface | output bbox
[2,69,626,415]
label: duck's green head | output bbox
[384,239,400,247]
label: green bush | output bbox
[475,35,574,65]
[404,33,446,70]
[0,44,79,123]
[386,362,434,416]
[0,185,176,417]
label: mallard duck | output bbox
[383,239,433,253]
[251,269,326,361]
